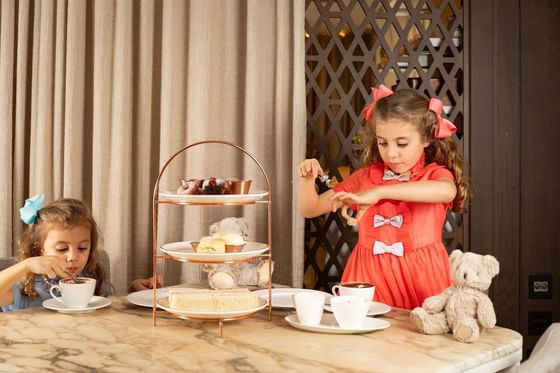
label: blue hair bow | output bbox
[20,194,45,225]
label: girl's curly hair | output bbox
[360,88,470,212]
[17,198,106,296]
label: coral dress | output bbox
[334,156,453,309]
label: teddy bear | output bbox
[206,260,274,289]
[203,217,274,289]
[410,249,500,343]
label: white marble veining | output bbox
[0,297,522,372]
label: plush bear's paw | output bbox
[410,308,428,333]
[454,323,479,343]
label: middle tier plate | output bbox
[160,241,269,262]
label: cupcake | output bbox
[215,232,245,253]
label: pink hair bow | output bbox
[429,98,457,138]
[361,84,394,121]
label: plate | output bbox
[42,296,112,313]
[160,241,269,262]
[158,190,268,204]
[284,313,390,334]
[253,288,332,308]
[126,288,170,307]
[157,297,267,319]
[324,301,391,316]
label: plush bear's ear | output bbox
[483,255,500,277]
[449,249,463,265]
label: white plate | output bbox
[126,288,170,307]
[285,313,390,334]
[253,288,332,308]
[42,296,112,313]
[158,190,268,204]
[324,301,391,316]
[160,241,269,262]
[157,297,267,319]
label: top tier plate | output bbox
[158,190,268,204]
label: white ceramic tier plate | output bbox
[253,288,332,308]
[324,301,391,316]
[126,288,171,308]
[42,296,112,313]
[160,241,269,262]
[285,313,390,334]
[157,297,267,319]
[158,190,268,204]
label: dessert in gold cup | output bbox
[192,232,246,253]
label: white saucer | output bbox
[253,288,332,308]
[324,301,391,316]
[126,288,170,307]
[42,296,112,313]
[285,313,390,334]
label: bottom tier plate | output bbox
[157,297,268,319]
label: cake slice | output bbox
[196,237,226,253]
[168,288,260,312]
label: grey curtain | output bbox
[0,0,306,293]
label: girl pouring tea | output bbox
[298,85,470,309]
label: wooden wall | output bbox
[469,0,560,354]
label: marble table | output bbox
[0,296,522,372]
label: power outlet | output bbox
[528,311,553,336]
[528,275,553,299]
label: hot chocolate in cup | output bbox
[331,282,375,302]
[49,277,96,308]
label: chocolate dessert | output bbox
[177,177,234,195]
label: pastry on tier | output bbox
[193,232,245,253]
[168,288,260,311]
[177,177,233,195]
[196,237,226,253]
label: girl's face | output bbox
[41,224,92,276]
[375,118,429,174]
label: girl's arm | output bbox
[297,159,338,218]
[331,178,456,207]
[0,256,70,306]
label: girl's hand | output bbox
[129,275,163,292]
[340,205,367,226]
[298,159,324,179]
[330,191,376,226]
[25,256,70,278]
[330,188,381,207]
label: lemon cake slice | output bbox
[168,288,260,312]
[197,237,226,253]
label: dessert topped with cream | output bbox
[194,232,246,253]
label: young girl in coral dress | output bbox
[298,85,470,310]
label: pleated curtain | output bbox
[0,0,306,293]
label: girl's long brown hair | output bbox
[17,198,106,296]
[361,88,470,212]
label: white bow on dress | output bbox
[373,241,404,257]
[373,214,403,228]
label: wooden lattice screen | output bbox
[304,0,466,290]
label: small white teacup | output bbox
[50,277,96,308]
[331,282,375,302]
[330,295,369,329]
[292,292,325,326]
